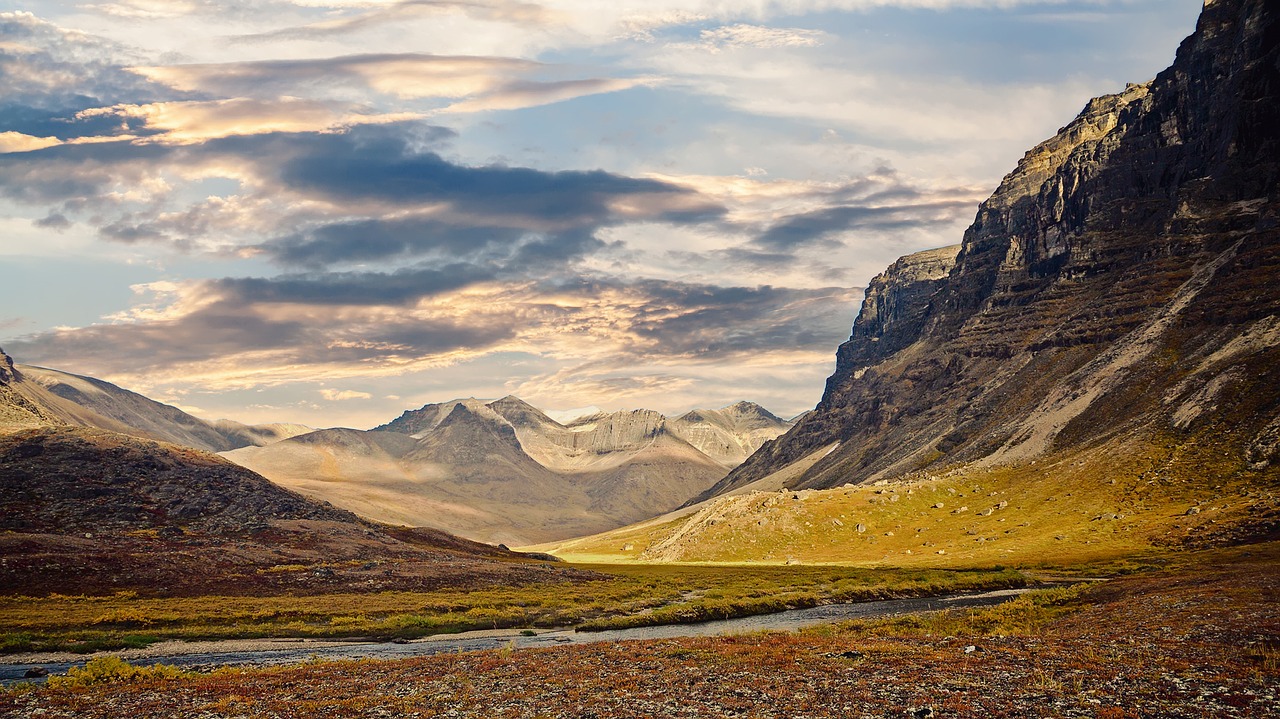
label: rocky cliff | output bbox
[702,0,1280,498]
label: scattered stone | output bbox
[952,506,968,514]
[936,550,946,555]
[963,645,984,654]
[933,502,945,509]
[997,500,1008,509]
[825,650,863,659]
[855,523,865,533]
[1187,506,1201,515]
[912,707,936,719]
[622,543,634,551]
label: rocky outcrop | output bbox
[704,0,1280,497]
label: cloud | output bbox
[0,131,60,153]
[319,388,372,401]
[0,121,721,260]
[8,272,858,395]
[440,77,659,113]
[239,0,557,42]
[756,199,976,249]
[74,98,422,143]
[677,24,827,53]
[131,54,538,99]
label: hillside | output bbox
[541,0,1280,564]
[226,397,789,545]
[0,358,309,452]
[0,350,577,597]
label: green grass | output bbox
[0,564,1026,654]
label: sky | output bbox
[0,0,1203,428]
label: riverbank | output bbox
[1,588,1033,681]
[0,564,1025,655]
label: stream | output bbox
[0,588,1029,683]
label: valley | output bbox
[2,0,1278,716]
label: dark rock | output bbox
[23,667,48,678]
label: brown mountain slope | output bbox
[0,355,309,451]
[0,352,575,597]
[699,0,1280,502]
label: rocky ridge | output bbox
[700,0,1280,500]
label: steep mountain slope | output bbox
[0,357,310,452]
[544,0,1280,564]
[700,0,1280,501]
[227,397,784,544]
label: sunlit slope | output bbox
[536,429,1279,567]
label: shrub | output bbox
[45,656,189,689]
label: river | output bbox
[0,588,1029,683]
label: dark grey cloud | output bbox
[213,264,492,306]
[0,122,720,269]
[0,13,181,140]
[272,126,695,221]
[757,200,976,249]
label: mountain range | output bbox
[223,397,793,545]
[0,349,581,597]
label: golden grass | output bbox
[540,431,1276,568]
[0,564,1025,654]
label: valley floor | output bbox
[3,544,1277,718]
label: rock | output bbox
[997,501,1008,509]
[1187,507,1202,515]
[855,523,865,533]
[933,502,945,509]
[23,667,48,678]
[622,543,635,551]
[912,708,936,719]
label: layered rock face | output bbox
[705,0,1280,497]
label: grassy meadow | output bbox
[0,563,1025,654]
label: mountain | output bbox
[225,396,791,545]
[0,350,572,597]
[699,0,1280,500]
[0,358,310,451]
[541,0,1280,564]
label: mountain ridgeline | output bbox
[699,0,1280,500]
[223,397,793,545]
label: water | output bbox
[0,588,1028,683]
